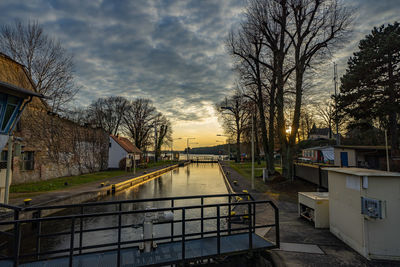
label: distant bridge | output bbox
[190,155,224,163]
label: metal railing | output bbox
[0,193,279,266]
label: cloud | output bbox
[0,0,399,126]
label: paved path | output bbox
[8,163,177,208]
[219,161,397,267]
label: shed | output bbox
[108,135,141,169]
[324,167,400,261]
[334,145,390,170]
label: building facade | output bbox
[0,53,109,184]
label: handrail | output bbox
[0,194,279,266]
[23,193,251,211]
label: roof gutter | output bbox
[9,96,32,135]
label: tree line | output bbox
[82,96,172,161]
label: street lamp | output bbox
[216,134,231,161]
[186,137,196,161]
[219,106,254,190]
[171,137,182,161]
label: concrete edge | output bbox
[0,163,183,228]
[218,161,235,194]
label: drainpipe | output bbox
[4,96,33,204]
[4,135,13,204]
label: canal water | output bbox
[19,163,230,259]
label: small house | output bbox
[308,124,333,140]
[108,135,142,169]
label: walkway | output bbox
[219,161,397,267]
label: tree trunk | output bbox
[284,65,304,179]
[236,132,241,163]
[254,111,261,165]
[268,72,277,175]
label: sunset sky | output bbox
[0,0,399,150]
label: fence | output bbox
[0,193,279,266]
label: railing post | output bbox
[13,209,20,267]
[181,208,185,264]
[253,202,256,233]
[35,210,42,260]
[228,196,231,235]
[171,199,174,242]
[217,205,220,255]
[79,206,83,255]
[248,203,252,250]
[117,203,122,267]
[318,165,322,191]
[69,217,75,267]
[275,204,280,248]
[200,197,204,238]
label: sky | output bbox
[0,0,399,150]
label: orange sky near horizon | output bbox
[170,111,226,151]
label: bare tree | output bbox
[316,100,335,138]
[0,20,78,112]
[153,113,172,162]
[227,21,274,172]
[87,96,129,135]
[245,0,295,174]
[279,0,352,178]
[123,98,157,151]
[216,90,250,162]
[299,106,315,140]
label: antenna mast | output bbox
[334,62,340,145]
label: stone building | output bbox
[0,53,109,184]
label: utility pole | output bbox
[154,122,158,162]
[334,62,340,145]
[251,111,255,190]
[385,130,390,172]
[186,138,195,161]
[171,137,182,161]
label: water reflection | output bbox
[18,163,229,258]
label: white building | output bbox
[108,135,141,169]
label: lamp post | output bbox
[186,137,196,161]
[217,134,230,160]
[220,106,254,190]
[251,111,255,190]
[171,137,182,161]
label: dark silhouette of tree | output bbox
[123,98,157,151]
[216,90,250,162]
[153,113,172,162]
[338,22,400,163]
[87,96,129,135]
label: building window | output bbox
[21,151,34,170]
[0,151,7,169]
